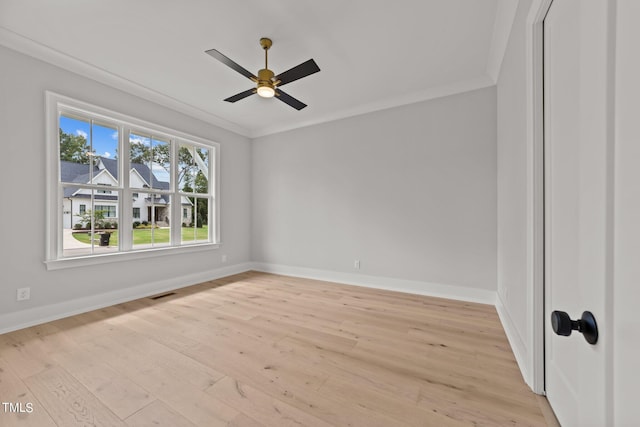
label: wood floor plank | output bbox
[90,328,226,391]
[318,376,470,427]
[23,366,125,426]
[0,357,57,427]
[274,335,423,403]
[50,347,154,419]
[79,334,244,427]
[206,376,333,427]
[124,400,198,427]
[0,271,550,426]
[0,330,57,379]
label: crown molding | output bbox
[0,26,251,138]
[250,74,496,138]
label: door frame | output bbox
[526,0,616,417]
[524,0,552,395]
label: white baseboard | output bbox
[251,262,497,305]
[495,294,532,388]
[0,262,252,335]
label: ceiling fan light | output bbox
[257,85,275,98]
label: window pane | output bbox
[178,144,209,194]
[181,197,209,244]
[59,114,91,171]
[130,133,169,191]
[92,122,119,185]
[194,147,209,194]
[59,115,92,182]
[130,132,152,189]
[62,188,119,257]
[151,137,170,190]
[178,144,195,192]
[132,194,171,249]
[62,186,92,257]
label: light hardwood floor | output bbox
[0,271,557,426]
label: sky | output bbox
[60,115,117,159]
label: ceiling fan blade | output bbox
[275,59,320,87]
[224,88,256,103]
[205,49,257,80]
[275,89,307,110]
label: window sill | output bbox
[44,242,220,271]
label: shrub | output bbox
[133,221,141,228]
[73,223,82,230]
[112,221,118,229]
[141,221,149,226]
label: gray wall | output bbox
[496,0,533,376]
[252,87,497,292]
[0,46,252,329]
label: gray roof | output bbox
[100,157,169,190]
[60,161,91,183]
[61,157,169,197]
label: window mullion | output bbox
[120,126,133,251]
[170,139,181,246]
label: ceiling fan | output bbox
[205,38,320,110]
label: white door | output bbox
[544,0,611,425]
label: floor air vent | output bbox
[149,292,176,300]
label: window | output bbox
[97,183,112,194]
[95,205,117,218]
[46,92,219,267]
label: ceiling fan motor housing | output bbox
[257,68,275,86]
[256,68,276,97]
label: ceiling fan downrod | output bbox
[257,38,276,97]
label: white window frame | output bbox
[45,92,220,270]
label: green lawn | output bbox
[72,226,209,246]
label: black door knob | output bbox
[551,310,598,344]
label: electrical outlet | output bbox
[354,260,361,270]
[16,287,30,301]
[221,254,228,263]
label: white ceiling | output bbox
[0,0,517,138]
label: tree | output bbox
[75,209,106,229]
[181,172,208,228]
[59,129,92,163]
[129,142,195,184]
[129,141,149,165]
